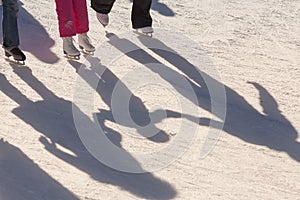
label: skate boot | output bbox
[4,47,26,65]
[63,37,80,60]
[134,26,154,37]
[78,33,95,54]
[97,13,109,27]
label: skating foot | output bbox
[79,46,94,55]
[64,51,80,60]
[134,27,154,37]
[4,47,26,62]
[97,13,109,27]
[4,56,25,65]
[63,37,81,59]
[78,33,95,54]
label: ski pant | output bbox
[2,0,19,50]
[55,0,89,37]
[91,0,152,29]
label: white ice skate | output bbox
[63,37,80,60]
[97,13,109,27]
[134,26,154,37]
[78,33,95,54]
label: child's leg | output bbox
[131,0,152,29]
[2,0,20,49]
[55,0,76,37]
[72,0,94,53]
[91,0,115,14]
[72,0,89,34]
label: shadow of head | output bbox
[17,1,59,64]
[151,0,175,16]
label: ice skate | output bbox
[63,37,80,60]
[78,33,95,55]
[134,26,154,37]
[97,13,109,27]
[4,47,26,65]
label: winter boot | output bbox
[134,26,154,36]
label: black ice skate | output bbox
[97,13,109,27]
[4,47,26,65]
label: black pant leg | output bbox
[131,0,152,29]
[91,0,116,14]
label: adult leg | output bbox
[131,0,152,29]
[55,0,76,37]
[91,0,115,14]
[2,0,19,49]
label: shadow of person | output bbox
[129,0,175,16]
[137,36,300,162]
[0,139,78,199]
[68,57,170,143]
[106,32,212,114]
[151,0,175,16]
[0,66,176,199]
[105,32,300,162]
[0,1,59,64]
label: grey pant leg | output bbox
[2,0,19,49]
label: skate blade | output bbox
[83,51,94,55]
[79,46,95,55]
[133,30,153,37]
[64,54,80,60]
[5,57,25,65]
[64,51,80,60]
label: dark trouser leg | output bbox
[131,0,152,29]
[2,0,19,50]
[91,0,115,14]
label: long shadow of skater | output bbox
[0,67,176,199]
[0,1,59,64]
[129,0,175,16]
[0,139,78,200]
[68,57,170,143]
[107,33,300,162]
